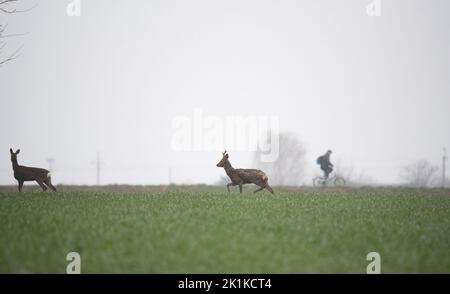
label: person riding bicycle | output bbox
[317,150,334,179]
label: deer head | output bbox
[216,150,229,167]
[10,148,20,162]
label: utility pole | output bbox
[46,158,55,173]
[96,152,101,186]
[443,147,447,188]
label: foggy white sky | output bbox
[1,0,449,185]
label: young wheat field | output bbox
[0,186,449,273]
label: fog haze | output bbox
[1,0,449,185]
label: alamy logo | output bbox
[66,252,81,274]
[171,108,280,162]
[366,0,381,17]
[66,0,81,17]
[366,252,381,274]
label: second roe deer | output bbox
[10,148,57,192]
[216,150,274,194]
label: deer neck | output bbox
[11,158,19,170]
[224,161,235,176]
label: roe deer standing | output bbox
[10,148,57,192]
[216,150,274,194]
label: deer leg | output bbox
[18,180,24,192]
[254,185,265,193]
[36,179,47,191]
[226,183,234,193]
[265,185,275,194]
[44,177,57,192]
[239,183,243,193]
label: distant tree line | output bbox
[400,160,441,188]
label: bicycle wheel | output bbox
[313,177,325,187]
[334,177,346,186]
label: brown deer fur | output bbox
[216,150,274,194]
[10,148,57,192]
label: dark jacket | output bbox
[317,153,333,168]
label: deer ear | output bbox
[10,148,13,154]
[16,149,20,154]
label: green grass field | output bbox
[0,186,449,273]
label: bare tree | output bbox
[0,23,21,66]
[253,132,306,186]
[0,0,34,66]
[332,161,374,186]
[400,160,439,188]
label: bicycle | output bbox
[313,172,346,187]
